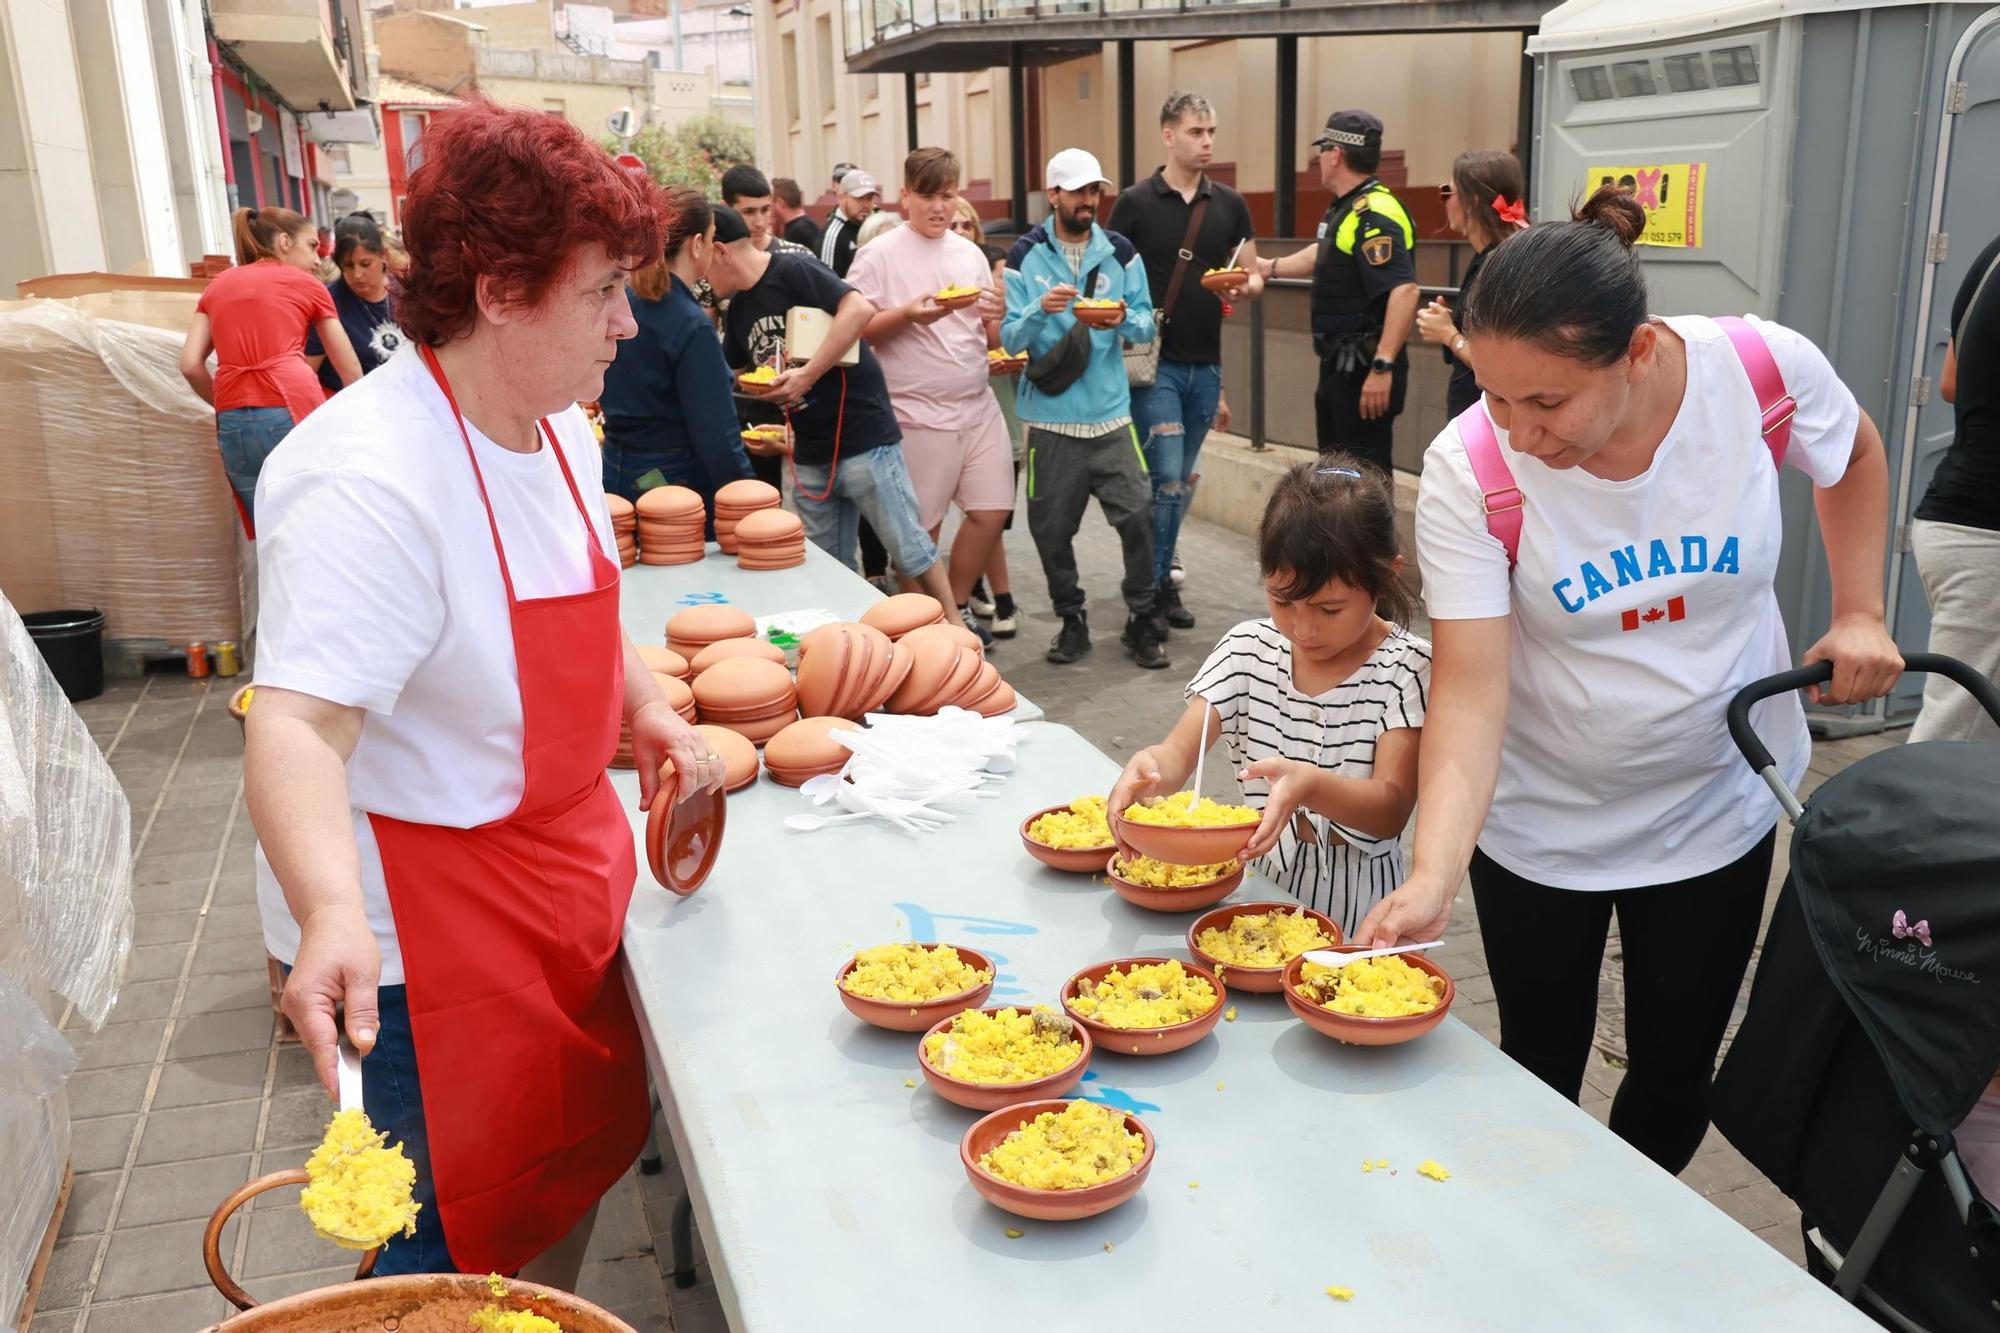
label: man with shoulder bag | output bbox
[1002,149,1166,670]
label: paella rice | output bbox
[1120,790,1257,827]
[1026,795,1113,849]
[1295,956,1443,1018]
[978,1099,1146,1190]
[1068,959,1218,1028]
[924,1006,1085,1083]
[299,1108,420,1250]
[1195,907,1333,968]
[1110,853,1239,888]
[841,943,992,1003]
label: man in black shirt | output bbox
[706,205,967,623]
[1108,90,1262,633]
[772,176,824,253]
[1910,229,2000,742]
[819,169,880,279]
[1258,109,1419,475]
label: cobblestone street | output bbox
[32,505,1900,1329]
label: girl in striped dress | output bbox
[1109,457,1430,939]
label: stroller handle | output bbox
[1727,651,2000,777]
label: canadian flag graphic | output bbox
[1621,597,1687,631]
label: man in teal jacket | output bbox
[1003,148,1166,670]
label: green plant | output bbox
[676,113,756,168]
[607,115,757,195]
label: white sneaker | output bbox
[990,607,1017,638]
[968,586,998,619]
[1169,555,1186,588]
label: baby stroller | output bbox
[1712,653,2000,1331]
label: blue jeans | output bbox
[1130,360,1222,585]
[281,966,453,1274]
[791,443,939,579]
[214,406,296,523]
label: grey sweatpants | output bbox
[1024,424,1157,622]
[1910,518,2000,743]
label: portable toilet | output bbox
[1527,0,2000,728]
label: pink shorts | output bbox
[898,413,1017,530]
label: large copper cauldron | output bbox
[197,1169,636,1331]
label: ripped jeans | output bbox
[1131,359,1222,585]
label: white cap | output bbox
[1045,148,1113,193]
[838,169,881,198]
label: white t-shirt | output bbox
[1415,314,1859,890]
[1185,620,1431,939]
[251,346,618,984]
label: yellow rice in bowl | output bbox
[1069,959,1218,1028]
[1196,907,1333,968]
[979,1099,1146,1190]
[1296,956,1444,1018]
[470,1274,564,1332]
[1120,790,1257,827]
[299,1108,420,1250]
[1110,852,1239,888]
[924,1006,1085,1084]
[1026,795,1113,850]
[841,943,992,1003]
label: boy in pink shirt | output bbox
[846,148,1013,639]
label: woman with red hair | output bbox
[241,101,723,1288]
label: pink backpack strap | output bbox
[1713,315,1793,469]
[1453,401,1523,568]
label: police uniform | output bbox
[1310,177,1415,473]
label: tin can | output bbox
[186,642,210,679]
[214,640,241,677]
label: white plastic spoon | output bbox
[1300,939,1446,970]
[1189,698,1212,800]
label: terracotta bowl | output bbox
[933,287,982,311]
[1061,957,1227,1056]
[860,592,947,640]
[715,478,781,509]
[960,1099,1155,1222]
[227,683,253,723]
[1019,804,1116,873]
[916,1004,1093,1110]
[833,946,997,1032]
[692,723,759,793]
[1103,855,1245,913]
[688,637,786,676]
[1199,268,1248,294]
[196,1273,635,1331]
[1073,300,1125,329]
[1109,806,1259,867]
[1185,901,1342,994]
[646,764,726,895]
[636,645,690,679]
[1281,949,1455,1046]
[736,370,782,395]
[988,353,1028,377]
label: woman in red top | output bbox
[180,206,363,528]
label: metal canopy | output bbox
[847,0,1555,73]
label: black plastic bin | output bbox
[24,608,107,702]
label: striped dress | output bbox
[1185,620,1431,940]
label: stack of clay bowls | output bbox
[886,623,1015,717]
[612,672,698,768]
[714,480,783,556]
[608,495,638,568]
[734,509,807,571]
[667,605,757,662]
[636,645,691,680]
[763,716,862,787]
[693,723,760,793]
[692,656,798,745]
[689,636,788,676]
[860,593,950,641]
[794,622,911,721]
[636,485,707,565]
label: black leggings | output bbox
[1470,827,1777,1176]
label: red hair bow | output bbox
[1493,194,1529,229]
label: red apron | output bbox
[368,344,648,1275]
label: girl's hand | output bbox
[1415,297,1458,346]
[1240,757,1314,859]
[1802,612,1904,706]
[1108,748,1164,821]
[1355,872,1456,949]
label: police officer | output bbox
[1258,110,1419,474]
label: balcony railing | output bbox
[474,46,651,87]
[844,0,1264,59]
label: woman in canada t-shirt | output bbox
[1362,188,1904,1175]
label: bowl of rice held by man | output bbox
[960,1098,1156,1221]
[1062,957,1226,1055]
[1282,948,1454,1046]
[1110,791,1259,867]
[918,1005,1094,1110]
[1188,902,1341,993]
[1103,851,1244,912]
[835,943,996,1031]
[1020,795,1117,872]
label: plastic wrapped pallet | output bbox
[0,300,245,648]
[0,976,72,1323]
